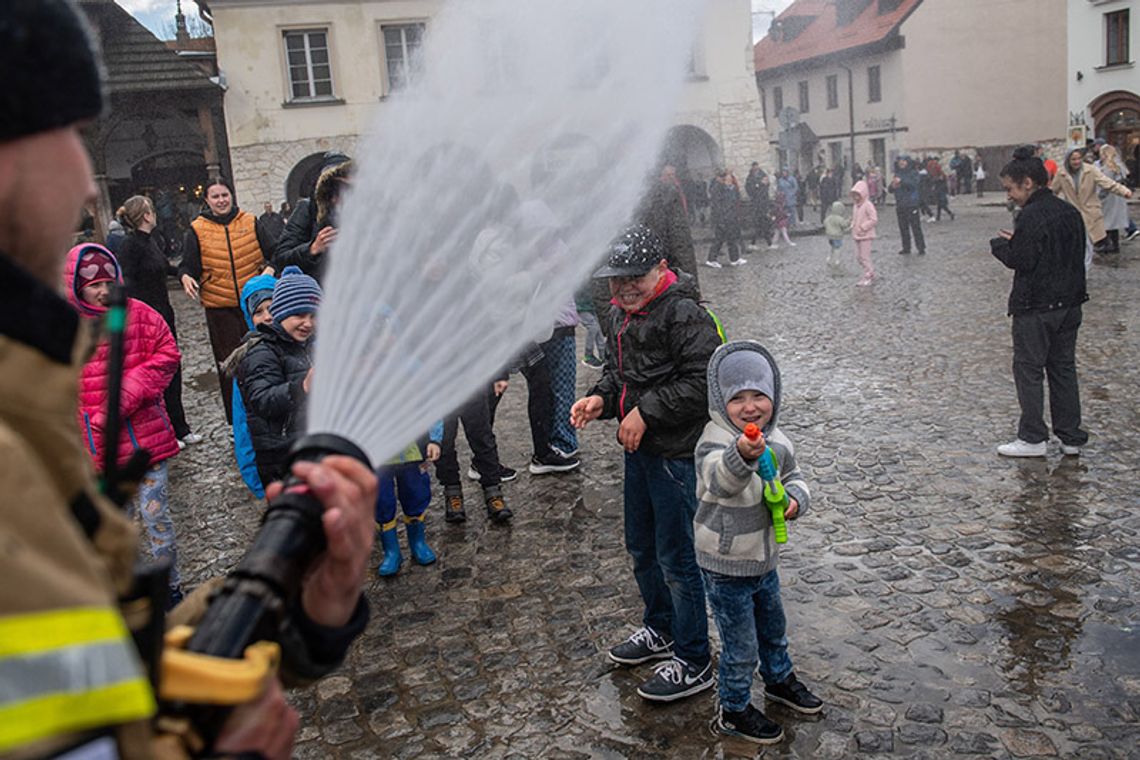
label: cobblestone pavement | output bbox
[167,198,1140,758]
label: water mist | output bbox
[309,0,708,466]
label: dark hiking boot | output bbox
[443,486,466,523]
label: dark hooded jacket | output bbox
[990,188,1088,316]
[273,161,352,281]
[890,157,921,208]
[236,321,312,481]
[588,271,722,459]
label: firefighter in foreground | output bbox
[0,2,377,758]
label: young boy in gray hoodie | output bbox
[694,340,823,745]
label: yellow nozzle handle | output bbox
[159,625,280,705]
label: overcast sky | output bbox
[122,0,796,41]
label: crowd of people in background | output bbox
[73,134,1136,748]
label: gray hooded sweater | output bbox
[693,341,810,577]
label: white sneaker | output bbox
[1059,443,1081,456]
[746,244,760,252]
[180,432,204,445]
[768,244,779,250]
[997,439,1047,457]
[703,260,722,268]
[788,241,797,247]
[729,258,747,266]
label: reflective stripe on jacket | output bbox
[0,608,154,753]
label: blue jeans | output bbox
[375,462,432,526]
[623,451,709,666]
[545,334,578,454]
[130,461,182,593]
[703,569,793,712]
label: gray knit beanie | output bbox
[717,350,774,404]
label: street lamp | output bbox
[837,63,857,179]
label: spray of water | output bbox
[309,0,707,466]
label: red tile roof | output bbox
[755,0,923,75]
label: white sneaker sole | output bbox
[607,648,673,666]
[637,675,714,702]
[997,447,1046,458]
[764,690,824,714]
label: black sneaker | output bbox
[607,626,674,666]
[484,489,513,524]
[897,249,911,255]
[636,657,714,702]
[443,487,466,523]
[764,672,824,714]
[528,450,580,474]
[467,463,517,482]
[716,704,784,745]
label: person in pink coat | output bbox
[850,180,879,286]
[65,243,185,604]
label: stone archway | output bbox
[661,125,721,181]
[285,152,330,206]
[1089,90,1140,182]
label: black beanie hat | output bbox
[0,0,104,142]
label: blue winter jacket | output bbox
[233,273,278,498]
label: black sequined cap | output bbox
[593,225,666,278]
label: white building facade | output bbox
[755,0,1067,176]
[204,0,770,207]
[1068,0,1138,174]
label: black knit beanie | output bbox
[0,0,104,142]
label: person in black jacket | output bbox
[889,156,926,255]
[273,152,351,281]
[237,266,321,485]
[991,148,1089,458]
[571,225,723,704]
[115,195,199,444]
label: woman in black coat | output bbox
[115,195,198,444]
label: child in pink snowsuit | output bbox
[850,180,878,286]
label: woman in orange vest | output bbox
[179,178,274,422]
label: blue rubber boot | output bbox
[405,517,437,566]
[377,524,402,577]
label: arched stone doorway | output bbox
[285,152,329,205]
[662,125,721,182]
[124,150,210,259]
[1090,90,1140,184]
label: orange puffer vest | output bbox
[191,210,265,308]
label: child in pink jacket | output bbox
[850,181,878,286]
[66,244,185,605]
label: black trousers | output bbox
[1012,306,1088,446]
[489,358,553,458]
[436,386,503,488]
[204,306,247,424]
[896,205,926,253]
[156,306,191,438]
[708,227,742,263]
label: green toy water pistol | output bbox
[743,423,788,544]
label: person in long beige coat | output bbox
[1051,147,1133,245]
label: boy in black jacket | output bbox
[571,225,722,703]
[237,265,321,485]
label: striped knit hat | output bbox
[270,266,322,323]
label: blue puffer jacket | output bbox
[232,273,277,498]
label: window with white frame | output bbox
[284,29,334,101]
[383,23,426,92]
